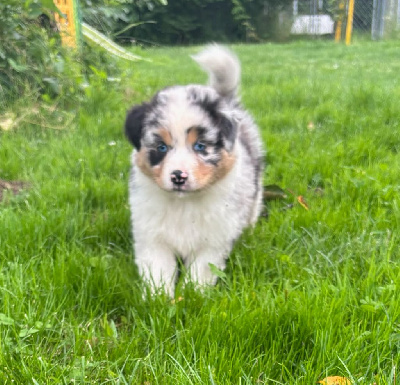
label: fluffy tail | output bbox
[192,44,241,99]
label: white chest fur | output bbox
[129,156,245,260]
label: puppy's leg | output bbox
[135,242,177,297]
[186,247,229,288]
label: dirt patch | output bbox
[0,180,30,202]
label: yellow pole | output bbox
[345,0,355,45]
[335,20,342,42]
[335,0,345,42]
[53,0,81,48]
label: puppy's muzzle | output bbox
[170,170,188,186]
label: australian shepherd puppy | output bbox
[124,45,264,297]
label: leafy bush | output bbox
[81,0,165,40]
[81,0,133,34]
[81,0,293,46]
[131,0,238,44]
[0,0,83,106]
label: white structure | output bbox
[291,14,335,35]
[291,0,400,39]
[291,0,334,35]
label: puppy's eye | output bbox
[157,143,168,153]
[193,142,206,152]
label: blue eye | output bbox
[157,143,168,153]
[193,142,206,152]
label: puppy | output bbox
[124,45,264,297]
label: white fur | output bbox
[130,144,258,296]
[192,44,241,98]
[127,45,264,297]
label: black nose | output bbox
[170,170,188,185]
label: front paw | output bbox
[135,243,178,298]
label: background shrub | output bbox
[81,0,293,46]
[0,0,118,108]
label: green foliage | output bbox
[81,0,133,34]
[0,1,128,109]
[231,0,293,41]
[81,0,166,38]
[327,0,346,21]
[132,0,238,44]
[0,0,84,106]
[81,0,293,45]
[231,0,258,41]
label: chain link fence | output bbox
[290,0,400,39]
[354,0,400,39]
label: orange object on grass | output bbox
[297,195,309,211]
[318,376,352,385]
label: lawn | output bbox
[1,39,400,384]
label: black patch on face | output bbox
[125,103,151,150]
[125,90,171,149]
[193,95,237,150]
[148,149,167,166]
[215,132,224,150]
[148,133,169,167]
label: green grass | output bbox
[1,39,400,384]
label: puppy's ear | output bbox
[125,103,150,150]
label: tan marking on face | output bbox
[157,128,173,146]
[135,149,164,186]
[192,161,214,188]
[214,150,236,180]
[193,150,236,189]
[186,127,199,147]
